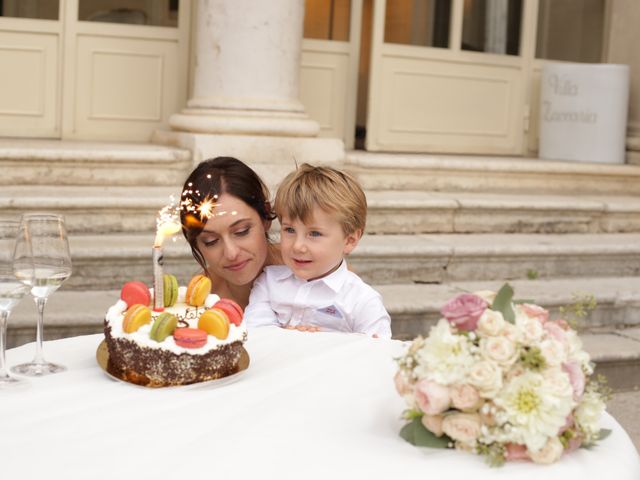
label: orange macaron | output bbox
[122,304,152,333]
[198,308,230,340]
[185,274,212,307]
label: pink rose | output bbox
[528,437,564,464]
[440,294,488,331]
[505,443,530,461]
[562,361,585,400]
[414,379,451,415]
[521,304,549,323]
[450,384,482,412]
[421,415,444,437]
[442,413,483,446]
[544,321,569,346]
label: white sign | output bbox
[539,63,629,164]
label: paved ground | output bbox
[607,388,640,453]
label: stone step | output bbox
[377,277,640,338]
[366,190,640,234]
[0,139,192,186]
[7,283,640,391]
[57,232,640,290]
[0,185,183,234]
[346,151,640,196]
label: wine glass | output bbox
[0,220,30,387]
[12,214,72,376]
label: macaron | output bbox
[213,298,244,326]
[163,274,179,307]
[198,308,230,340]
[122,304,152,333]
[185,274,211,307]
[120,281,151,307]
[173,328,208,349]
[149,312,178,342]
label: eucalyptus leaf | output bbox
[400,417,451,449]
[491,283,515,323]
[597,428,612,441]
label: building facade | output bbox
[0,0,638,161]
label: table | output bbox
[2,328,639,480]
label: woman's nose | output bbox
[223,239,239,259]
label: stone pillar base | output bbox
[169,108,320,138]
[152,130,345,191]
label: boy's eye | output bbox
[283,227,295,234]
[309,231,322,237]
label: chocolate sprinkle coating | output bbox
[104,321,246,387]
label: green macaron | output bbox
[163,274,179,307]
[149,312,178,342]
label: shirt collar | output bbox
[274,260,349,292]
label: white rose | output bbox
[502,322,521,343]
[516,314,544,344]
[442,413,483,446]
[450,384,483,412]
[527,437,564,464]
[539,339,568,366]
[480,336,519,367]
[468,361,503,399]
[477,309,505,336]
[575,391,605,435]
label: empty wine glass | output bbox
[12,214,72,376]
[0,220,30,387]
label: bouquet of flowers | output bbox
[394,284,611,466]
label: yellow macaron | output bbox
[198,308,230,340]
[185,274,212,307]
[122,304,152,333]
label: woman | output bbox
[180,157,280,308]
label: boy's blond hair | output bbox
[274,163,367,235]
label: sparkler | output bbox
[153,196,181,311]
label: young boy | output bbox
[245,164,391,338]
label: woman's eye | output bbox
[235,227,250,237]
[203,238,218,247]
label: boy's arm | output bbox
[244,272,279,328]
[352,293,392,339]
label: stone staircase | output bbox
[4,142,640,390]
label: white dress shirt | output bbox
[245,260,392,338]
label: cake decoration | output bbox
[198,308,230,339]
[122,304,152,333]
[186,274,212,307]
[150,312,178,342]
[213,299,243,326]
[120,281,151,307]
[173,327,208,349]
[163,274,179,307]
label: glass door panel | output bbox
[304,0,350,41]
[536,0,605,62]
[0,1,59,20]
[78,0,179,27]
[384,0,450,48]
[461,0,522,55]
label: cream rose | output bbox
[539,338,568,366]
[421,414,444,437]
[468,361,503,399]
[521,303,549,323]
[516,314,544,345]
[414,379,451,415]
[450,384,483,412]
[480,336,519,367]
[527,437,564,464]
[442,413,483,446]
[476,309,506,337]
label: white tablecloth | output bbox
[2,328,639,480]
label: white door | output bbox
[365,0,537,154]
[0,0,190,141]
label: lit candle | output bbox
[153,197,181,311]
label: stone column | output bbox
[606,0,640,163]
[155,0,343,185]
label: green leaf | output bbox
[492,283,515,323]
[400,417,451,448]
[597,428,612,441]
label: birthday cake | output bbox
[103,274,248,387]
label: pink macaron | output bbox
[120,281,151,307]
[213,299,244,326]
[173,328,208,349]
